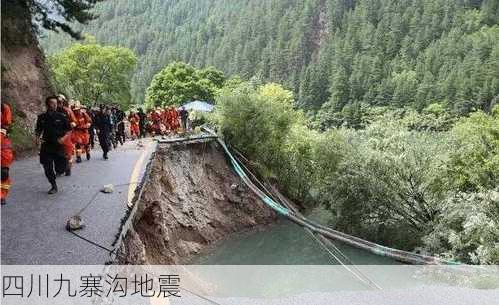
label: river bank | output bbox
[191,207,399,265]
[116,138,402,265]
[117,140,276,264]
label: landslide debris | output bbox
[118,140,276,264]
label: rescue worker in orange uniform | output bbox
[150,108,162,135]
[160,107,170,132]
[163,107,170,132]
[71,102,92,163]
[159,108,168,134]
[128,111,140,139]
[1,101,14,205]
[169,107,177,132]
[57,95,77,176]
[171,107,180,132]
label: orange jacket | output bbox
[1,103,13,167]
[1,102,12,130]
[74,111,92,130]
[151,111,161,123]
[62,106,77,128]
[128,114,140,125]
[160,110,169,123]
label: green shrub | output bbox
[146,62,225,107]
[446,111,499,191]
[317,117,450,249]
[423,189,499,264]
[214,82,299,172]
[214,80,498,263]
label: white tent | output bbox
[179,100,214,112]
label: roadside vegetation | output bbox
[145,62,225,108]
[213,80,499,264]
[49,36,137,107]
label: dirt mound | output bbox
[118,140,276,264]
[2,1,55,153]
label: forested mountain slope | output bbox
[42,0,498,116]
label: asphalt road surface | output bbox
[169,287,499,305]
[1,138,155,264]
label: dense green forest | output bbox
[42,0,498,122]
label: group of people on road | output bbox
[145,106,189,136]
[0,96,191,204]
[34,95,132,195]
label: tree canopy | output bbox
[213,78,499,264]
[145,62,225,107]
[26,0,105,38]
[42,0,499,113]
[50,39,137,106]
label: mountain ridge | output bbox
[41,0,498,116]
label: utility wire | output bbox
[230,147,281,204]
[180,286,225,305]
[68,182,141,260]
[231,150,382,290]
[69,230,115,254]
[270,184,382,290]
[74,181,140,216]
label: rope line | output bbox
[69,230,115,254]
[74,181,140,216]
[201,127,459,265]
[306,229,381,290]
[179,287,225,305]
[218,137,382,289]
[68,182,142,260]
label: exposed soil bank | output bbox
[2,1,55,153]
[118,140,276,264]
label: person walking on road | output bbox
[151,108,162,135]
[114,107,126,146]
[72,102,92,163]
[179,106,189,131]
[128,110,140,140]
[87,108,97,149]
[57,95,77,176]
[1,101,14,205]
[94,105,113,160]
[35,96,71,194]
[138,108,147,138]
[109,107,118,149]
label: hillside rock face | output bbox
[1,0,54,150]
[118,141,276,264]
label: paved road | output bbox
[1,138,155,264]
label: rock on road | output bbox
[1,139,155,264]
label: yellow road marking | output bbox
[127,140,151,208]
[128,140,170,305]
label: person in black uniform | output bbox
[137,108,147,138]
[87,108,97,149]
[94,105,113,160]
[114,107,126,145]
[179,106,189,131]
[35,96,71,194]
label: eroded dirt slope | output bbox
[2,1,55,153]
[118,140,276,264]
